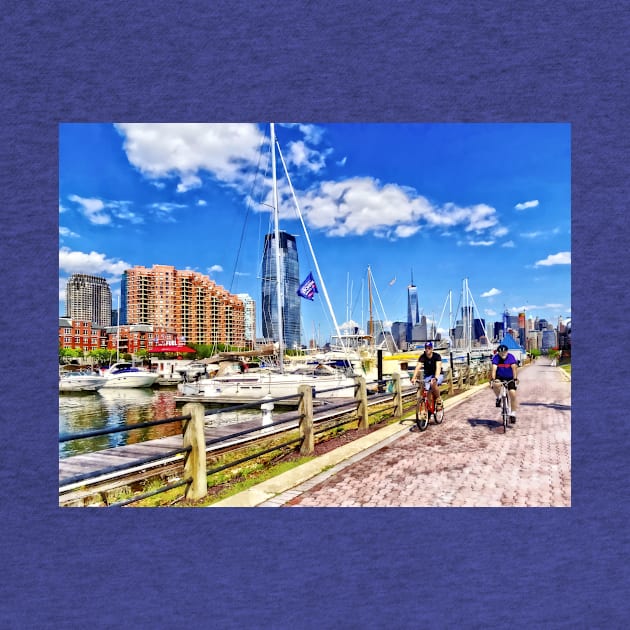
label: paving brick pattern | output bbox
[279,359,571,507]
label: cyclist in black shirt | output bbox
[411,341,444,410]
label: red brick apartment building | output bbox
[59,318,179,355]
[123,265,245,346]
[59,317,108,351]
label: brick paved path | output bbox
[281,359,571,507]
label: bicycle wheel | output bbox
[416,398,429,431]
[433,402,444,425]
[502,396,509,433]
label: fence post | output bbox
[181,403,207,500]
[391,373,403,418]
[457,367,463,390]
[447,368,454,395]
[355,375,369,429]
[298,385,314,455]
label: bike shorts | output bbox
[496,377,517,390]
[423,374,444,390]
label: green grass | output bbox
[560,363,571,374]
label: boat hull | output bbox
[178,373,357,400]
[59,376,106,392]
[102,373,160,388]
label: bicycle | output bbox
[415,381,444,431]
[492,378,516,433]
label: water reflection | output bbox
[59,388,262,459]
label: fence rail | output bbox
[60,359,498,506]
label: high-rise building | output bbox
[261,231,301,349]
[391,321,408,350]
[122,265,244,346]
[236,293,256,348]
[411,314,429,343]
[66,273,112,327]
[406,273,419,343]
[541,329,557,351]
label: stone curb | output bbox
[210,381,491,507]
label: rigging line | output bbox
[436,291,451,338]
[229,129,267,294]
[275,139,349,358]
[369,269,400,352]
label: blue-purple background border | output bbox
[2,2,628,627]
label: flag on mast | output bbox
[297,272,319,301]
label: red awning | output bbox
[148,345,196,354]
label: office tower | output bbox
[236,293,257,348]
[391,321,408,350]
[411,314,428,342]
[494,321,504,341]
[473,317,486,340]
[407,271,419,343]
[541,329,557,352]
[66,273,112,327]
[122,265,244,346]
[261,231,301,350]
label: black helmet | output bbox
[497,344,508,353]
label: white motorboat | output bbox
[59,370,106,392]
[101,362,160,388]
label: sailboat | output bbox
[178,123,358,402]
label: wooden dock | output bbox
[58,397,370,492]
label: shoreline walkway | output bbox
[213,358,571,507]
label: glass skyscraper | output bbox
[261,231,301,350]
[407,276,419,343]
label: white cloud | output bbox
[59,247,130,277]
[336,156,347,166]
[146,201,187,223]
[59,226,79,238]
[68,194,111,225]
[469,239,494,246]
[197,199,207,206]
[534,251,571,267]
[208,264,223,273]
[285,140,329,173]
[115,123,265,192]
[484,309,498,316]
[292,177,501,239]
[501,240,516,248]
[67,195,143,225]
[515,199,539,211]
[481,288,501,297]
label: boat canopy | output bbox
[148,345,196,354]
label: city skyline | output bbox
[59,123,571,342]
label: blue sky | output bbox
[59,123,571,342]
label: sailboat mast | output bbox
[270,123,284,373]
[368,265,374,345]
[116,292,120,362]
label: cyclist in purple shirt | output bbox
[490,343,519,422]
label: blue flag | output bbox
[297,272,319,301]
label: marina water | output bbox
[59,387,260,459]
